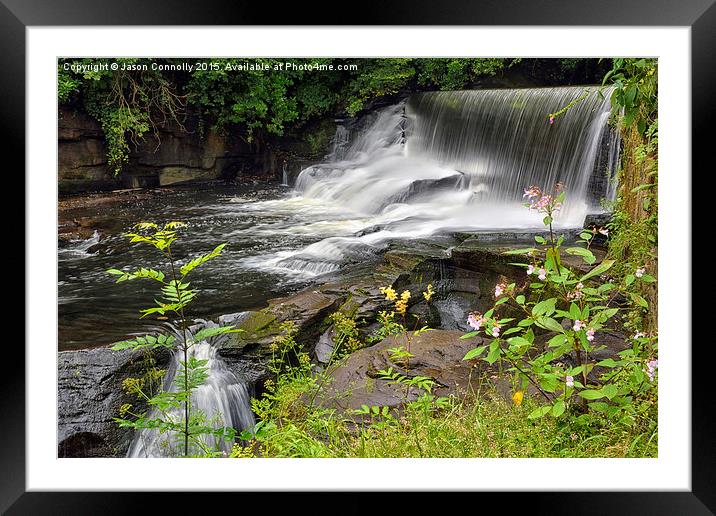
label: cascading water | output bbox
[127,316,255,458]
[250,86,619,278]
[281,162,289,187]
[58,86,619,349]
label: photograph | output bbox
[56,56,660,460]
[5,7,709,510]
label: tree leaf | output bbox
[565,247,596,265]
[551,400,565,417]
[528,406,552,419]
[579,389,605,400]
[536,317,564,333]
[630,292,649,309]
[532,298,557,317]
[463,346,486,361]
[580,259,615,282]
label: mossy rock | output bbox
[220,311,280,355]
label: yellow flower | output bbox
[422,284,434,302]
[395,300,408,316]
[512,390,524,407]
[380,286,398,301]
[400,290,411,302]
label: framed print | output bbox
[5,0,713,513]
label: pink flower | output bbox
[494,282,507,297]
[635,267,646,278]
[586,328,595,341]
[645,359,658,381]
[523,186,541,200]
[598,227,609,236]
[491,322,501,338]
[538,268,547,281]
[467,312,485,331]
[573,320,585,332]
[567,289,583,300]
[634,331,645,340]
[526,264,535,275]
[549,116,555,125]
[565,375,574,388]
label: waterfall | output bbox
[127,316,255,458]
[297,86,616,222]
[244,86,619,278]
[281,162,289,186]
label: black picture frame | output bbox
[5,1,711,513]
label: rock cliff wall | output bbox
[58,108,332,193]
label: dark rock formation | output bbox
[57,346,170,457]
[58,108,337,194]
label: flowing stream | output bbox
[59,86,618,457]
[127,317,255,458]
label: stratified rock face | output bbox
[58,109,236,192]
[316,330,492,413]
[58,110,119,192]
[57,108,336,193]
[57,347,170,457]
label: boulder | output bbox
[57,346,170,457]
[315,330,493,413]
[218,289,343,363]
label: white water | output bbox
[127,317,255,458]
[241,86,619,279]
[281,162,289,186]
[58,230,101,259]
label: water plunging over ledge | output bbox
[127,317,255,458]
[58,86,618,351]
[253,86,619,278]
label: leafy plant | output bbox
[461,186,657,428]
[107,221,241,457]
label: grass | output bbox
[237,375,658,459]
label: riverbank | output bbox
[58,230,649,458]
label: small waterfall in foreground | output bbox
[127,316,255,458]
[247,86,620,278]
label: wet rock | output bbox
[315,326,337,364]
[218,289,343,364]
[448,241,531,276]
[584,212,612,229]
[432,292,475,331]
[407,300,442,329]
[57,346,171,457]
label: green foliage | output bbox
[369,310,405,343]
[602,58,657,137]
[601,58,658,331]
[415,58,512,90]
[343,58,416,116]
[59,58,520,174]
[329,311,363,358]
[107,221,240,457]
[59,58,187,175]
[57,65,80,103]
[462,187,658,430]
[236,381,655,458]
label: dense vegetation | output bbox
[602,58,658,332]
[58,57,610,174]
